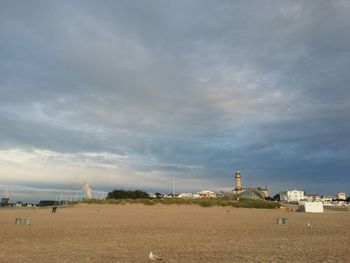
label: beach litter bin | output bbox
[23,217,31,225]
[276,218,283,224]
[15,218,22,225]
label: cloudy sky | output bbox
[1,1,349,202]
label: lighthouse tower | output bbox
[235,170,242,192]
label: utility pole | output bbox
[60,192,63,206]
[171,177,180,198]
[173,176,175,198]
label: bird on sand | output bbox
[307,223,312,228]
[149,251,163,261]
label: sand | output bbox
[0,204,349,262]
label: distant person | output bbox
[52,206,57,213]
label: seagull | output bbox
[149,251,162,261]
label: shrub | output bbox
[107,189,150,199]
[76,196,280,209]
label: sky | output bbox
[1,0,350,202]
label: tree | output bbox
[107,189,150,199]
[154,193,163,199]
[272,194,280,201]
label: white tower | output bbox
[235,170,242,192]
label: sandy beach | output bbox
[0,204,349,262]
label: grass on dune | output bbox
[72,198,281,209]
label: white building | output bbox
[178,193,202,199]
[321,195,335,206]
[304,194,321,202]
[178,193,193,199]
[279,190,304,203]
[192,193,200,199]
[321,195,335,202]
[337,192,346,200]
[198,191,216,198]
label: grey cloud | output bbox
[0,112,125,154]
[0,1,349,197]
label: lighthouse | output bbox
[235,170,242,192]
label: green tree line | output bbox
[107,189,150,199]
